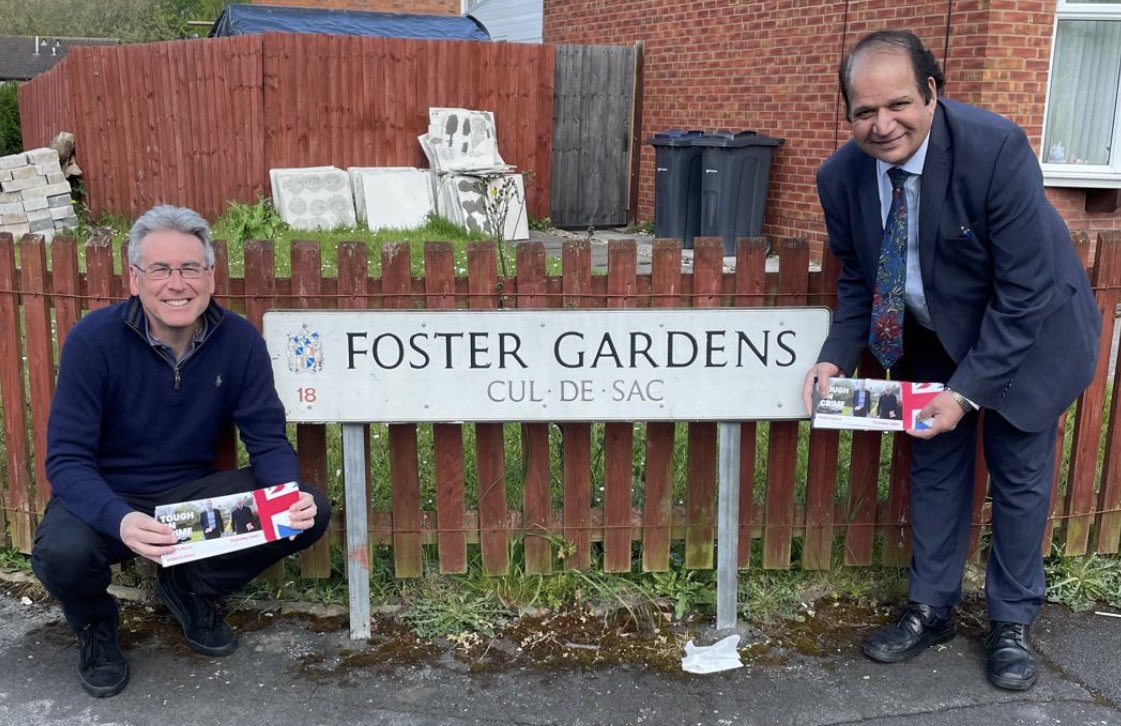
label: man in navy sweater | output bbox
[32,205,331,698]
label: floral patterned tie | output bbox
[869,167,911,369]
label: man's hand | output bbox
[802,362,842,416]
[119,511,177,564]
[287,492,318,539]
[907,391,966,439]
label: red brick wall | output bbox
[252,0,460,15]
[545,0,1120,258]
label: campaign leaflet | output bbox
[812,378,944,431]
[154,482,303,567]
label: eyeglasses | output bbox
[131,263,209,281]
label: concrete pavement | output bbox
[2,581,1119,726]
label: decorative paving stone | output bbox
[270,166,356,231]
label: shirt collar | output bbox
[876,129,931,179]
[142,315,208,350]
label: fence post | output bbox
[0,233,32,549]
[640,239,681,572]
[562,239,593,570]
[1064,231,1117,555]
[19,235,55,513]
[762,237,808,569]
[604,239,637,572]
[515,241,553,575]
[382,242,424,578]
[684,238,722,570]
[1094,231,1121,554]
[733,238,768,569]
[51,236,81,348]
[467,241,509,575]
[426,241,469,574]
[291,240,330,578]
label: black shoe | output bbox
[156,568,238,657]
[985,621,1038,691]
[862,601,956,663]
[76,618,129,698]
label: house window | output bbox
[1042,1,1121,188]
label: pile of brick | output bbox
[0,148,78,240]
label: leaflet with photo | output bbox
[812,377,944,431]
[154,482,303,567]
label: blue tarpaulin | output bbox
[209,4,491,41]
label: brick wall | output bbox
[545,0,1119,258]
[252,0,460,15]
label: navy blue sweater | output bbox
[46,297,298,539]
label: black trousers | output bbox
[899,321,1056,624]
[31,469,331,632]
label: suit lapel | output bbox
[857,156,881,263]
[919,104,950,299]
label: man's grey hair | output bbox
[127,204,215,267]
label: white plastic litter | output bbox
[681,634,743,674]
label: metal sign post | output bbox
[716,422,741,630]
[342,423,371,639]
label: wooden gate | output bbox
[550,44,636,229]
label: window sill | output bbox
[1043,170,1121,189]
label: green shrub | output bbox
[213,196,288,243]
[0,82,21,157]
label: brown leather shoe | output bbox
[862,601,956,663]
[985,621,1038,691]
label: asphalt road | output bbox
[2,583,1119,726]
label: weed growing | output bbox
[213,195,288,243]
[1045,551,1121,611]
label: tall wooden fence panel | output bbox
[21,37,265,221]
[14,59,74,153]
[18,34,555,221]
[262,34,554,219]
[2,232,1120,578]
[551,44,636,229]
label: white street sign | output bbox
[264,307,831,423]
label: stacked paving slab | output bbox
[419,107,528,241]
[0,148,77,240]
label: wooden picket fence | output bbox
[2,231,1120,579]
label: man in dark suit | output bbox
[876,386,902,421]
[200,500,224,540]
[803,30,1100,691]
[851,382,871,417]
[230,498,258,534]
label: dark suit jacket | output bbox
[816,99,1101,432]
[852,388,871,416]
[876,391,901,420]
[231,505,257,534]
[201,508,224,539]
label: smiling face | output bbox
[847,49,937,166]
[128,229,215,345]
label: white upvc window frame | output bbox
[1041,1,1121,189]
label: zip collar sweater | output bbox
[45,296,298,539]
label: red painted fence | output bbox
[2,232,1120,578]
[17,34,554,222]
